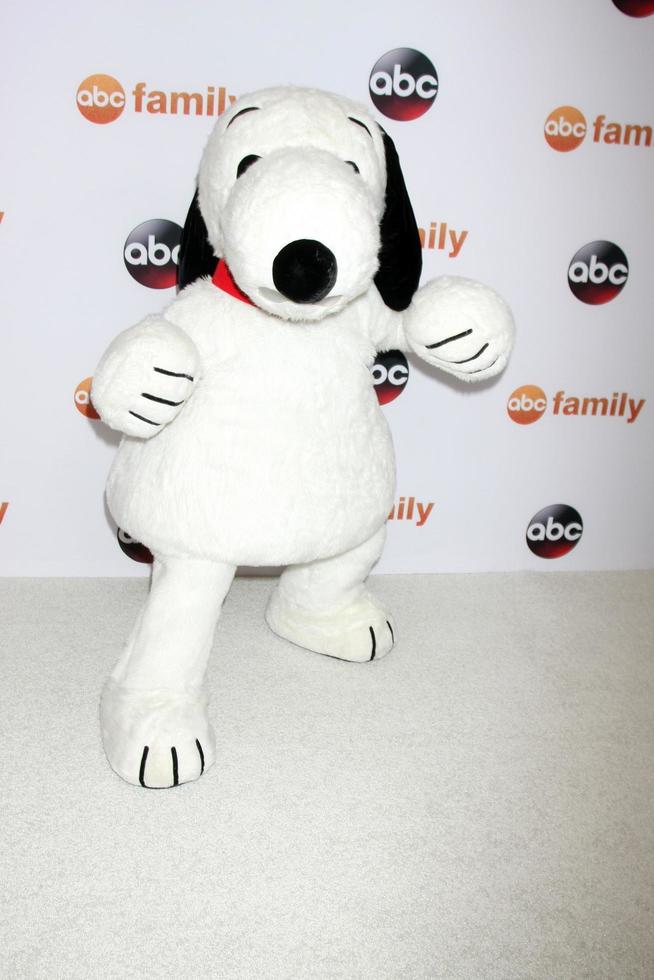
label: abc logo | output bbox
[371,350,409,404]
[612,1,654,15]
[124,219,182,289]
[76,74,126,124]
[74,377,100,419]
[526,504,583,559]
[117,529,153,564]
[507,385,547,425]
[544,106,587,151]
[369,48,438,121]
[568,241,629,305]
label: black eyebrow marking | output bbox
[226,106,260,128]
[348,116,372,137]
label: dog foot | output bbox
[100,680,214,788]
[266,590,395,663]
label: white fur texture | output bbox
[92,86,515,787]
[198,88,386,283]
[404,277,516,382]
[222,147,380,320]
[102,281,396,566]
[100,556,235,787]
[91,316,201,438]
[266,526,394,663]
[94,87,514,564]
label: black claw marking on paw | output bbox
[139,746,149,787]
[469,356,500,375]
[141,392,184,407]
[453,342,489,365]
[196,739,205,775]
[369,626,377,661]
[426,328,472,350]
[129,410,160,426]
[386,620,394,644]
[171,746,179,787]
[153,366,194,382]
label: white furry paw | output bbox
[91,315,201,438]
[100,680,214,788]
[266,590,396,663]
[405,275,515,382]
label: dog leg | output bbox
[265,526,394,663]
[100,556,235,788]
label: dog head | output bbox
[178,86,422,320]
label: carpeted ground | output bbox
[1,572,653,980]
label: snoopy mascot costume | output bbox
[92,86,515,789]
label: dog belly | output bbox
[106,374,395,565]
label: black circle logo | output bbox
[123,219,182,289]
[369,48,438,121]
[612,1,654,16]
[371,350,409,404]
[117,528,153,564]
[526,504,583,559]
[567,241,628,305]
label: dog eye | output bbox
[236,155,261,178]
[345,160,360,174]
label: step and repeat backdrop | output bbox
[2,0,653,575]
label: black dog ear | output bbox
[177,189,218,290]
[374,130,423,311]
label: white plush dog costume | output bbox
[92,86,514,788]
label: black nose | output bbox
[272,239,337,303]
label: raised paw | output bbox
[91,315,201,438]
[266,589,396,663]
[405,275,515,382]
[100,680,215,788]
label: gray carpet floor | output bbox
[1,572,653,980]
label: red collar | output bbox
[211,259,254,306]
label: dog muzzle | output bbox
[217,147,381,321]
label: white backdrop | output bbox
[2,0,653,576]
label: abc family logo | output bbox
[527,504,583,559]
[124,219,182,289]
[545,106,652,151]
[74,377,100,419]
[372,351,409,404]
[369,48,438,121]
[117,529,154,564]
[76,74,126,124]
[76,74,236,124]
[612,1,654,15]
[568,241,628,304]
[418,221,468,257]
[507,386,645,425]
